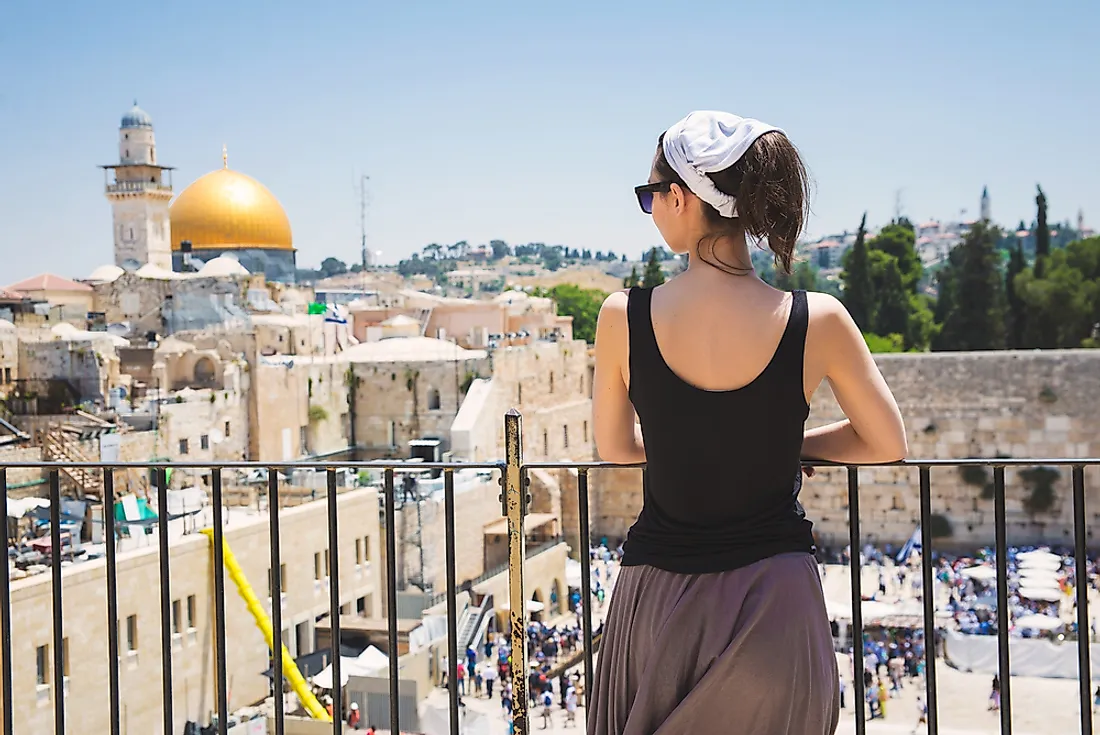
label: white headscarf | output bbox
[662,110,784,218]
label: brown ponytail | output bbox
[655,131,809,275]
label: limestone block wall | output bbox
[587,350,1100,551]
[4,488,382,735]
[352,356,491,455]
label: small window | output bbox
[124,133,129,140]
[187,595,196,629]
[355,538,363,566]
[3,367,10,383]
[172,600,182,635]
[128,227,134,240]
[427,388,441,411]
[543,430,549,457]
[583,420,589,443]
[36,645,48,685]
[563,425,569,449]
[579,375,584,393]
[200,434,209,450]
[314,552,323,580]
[179,439,189,455]
[126,615,138,651]
[517,383,523,404]
[225,420,231,438]
[549,372,554,393]
[357,597,366,614]
[268,565,288,596]
[363,536,370,562]
[324,550,330,578]
[125,149,130,158]
[62,638,69,678]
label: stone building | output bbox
[5,488,383,735]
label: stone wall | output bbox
[586,350,1100,551]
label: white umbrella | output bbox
[961,565,997,581]
[1019,556,1061,571]
[1017,549,1060,561]
[1014,614,1064,631]
[1018,567,1060,580]
[1018,586,1061,602]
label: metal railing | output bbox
[0,409,1096,735]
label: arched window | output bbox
[427,387,441,411]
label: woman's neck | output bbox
[682,232,757,279]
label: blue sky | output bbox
[1,1,1096,281]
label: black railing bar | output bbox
[157,468,174,735]
[846,467,866,735]
[326,469,343,735]
[103,469,122,735]
[383,468,401,735]
[49,470,65,735]
[918,467,939,735]
[269,470,285,735]
[1072,466,1092,735]
[992,466,1012,735]
[0,470,14,735]
[522,458,1100,469]
[578,468,595,700]
[211,468,230,735]
[0,460,504,470]
[443,469,461,735]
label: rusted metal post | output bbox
[504,409,528,733]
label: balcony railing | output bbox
[105,180,172,194]
[0,409,1096,735]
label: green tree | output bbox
[841,213,875,331]
[542,248,563,272]
[532,284,607,343]
[320,257,347,278]
[490,240,510,259]
[775,260,819,291]
[642,247,666,287]
[1005,240,1027,348]
[933,221,1007,351]
[623,265,640,288]
[1035,185,1050,266]
[1015,236,1100,348]
[870,252,909,337]
[869,221,922,292]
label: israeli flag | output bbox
[323,304,348,324]
[897,525,922,563]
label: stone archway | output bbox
[193,357,216,386]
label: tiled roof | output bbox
[5,274,93,293]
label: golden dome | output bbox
[170,165,293,252]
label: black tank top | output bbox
[620,286,816,574]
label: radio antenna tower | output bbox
[359,174,370,270]
[894,188,905,223]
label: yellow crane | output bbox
[199,529,330,722]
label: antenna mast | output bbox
[360,174,370,270]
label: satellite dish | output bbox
[209,429,224,445]
[121,258,141,273]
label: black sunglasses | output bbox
[634,182,673,214]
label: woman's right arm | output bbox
[802,294,908,464]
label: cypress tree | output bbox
[641,247,666,288]
[622,265,640,288]
[935,221,1007,350]
[1035,185,1050,277]
[1005,239,1026,348]
[841,213,875,331]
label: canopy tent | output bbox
[496,599,546,613]
[1014,614,1064,632]
[1018,586,1062,602]
[961,565,997,581]
[1018,556,1062,572]
[310,646,389,689]
[1017,549,1061,563]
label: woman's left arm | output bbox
[592,291,646,464]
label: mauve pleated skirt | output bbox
[588,552,839,735]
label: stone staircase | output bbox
[41,426,105,498]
